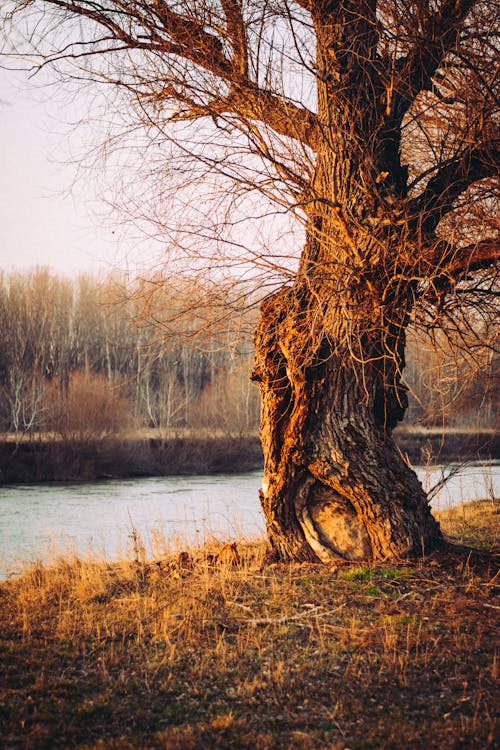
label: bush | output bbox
[190,367,259,434]
[44,370,133,443]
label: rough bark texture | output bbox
[253,283,442,562]
[9,0,496,562]
[247,1,450,562]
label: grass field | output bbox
[0,501,498,749]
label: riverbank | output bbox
[0,500,497,749]
[0,434,264,484]
[0,428,498,484]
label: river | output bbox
[1,462,498,577]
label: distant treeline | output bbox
[0,268,497,441]
[1,430,498,485]
[0,268,259,439]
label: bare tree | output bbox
[405,329,498,428]
[3,1,498,560]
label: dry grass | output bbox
[0,428,260,444]
[0,502,498,749]
[2,425,496,443]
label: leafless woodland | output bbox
[2,1,498,559]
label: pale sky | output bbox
[0,66,295,287]
[0,67,131,278]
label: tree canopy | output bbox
[4,2,498,315]
[3,1,498,561]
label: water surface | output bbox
[1,463,497,576]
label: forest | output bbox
[0,267,496,442]
[0,268,259,439]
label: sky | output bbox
[0,67,131,278]
[0,64,294,287]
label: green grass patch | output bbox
[340,565,372,581]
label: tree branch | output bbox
[392,0,479,121]
[441,237,499,281]
[220,0,248,76]
[232,83,319,148]
[21,0,319,147]
[408,138,500,233]
[152,0,233,76]
[292,0,314,10]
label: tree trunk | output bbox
[250,8,445,562]
[252,284,442,562]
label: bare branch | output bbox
[221,0,248,76]
[409,138,500,233]
[232,83,319,148]
[392,0,479,121]
[439,236,500,278]
[152,0,233,76]
[12,0,319,146]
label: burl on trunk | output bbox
[252,283,442,563]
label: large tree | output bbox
[4,0,498,560]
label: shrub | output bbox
[44,370,133,443]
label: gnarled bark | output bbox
[252,285,442,562]
[7,0,495,564]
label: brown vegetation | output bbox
[0,434,264,484]
[0,502,498,748]
[0,270,259,440]
[3,1,498,561]
[1,429,498,485]
[44,371,134,444]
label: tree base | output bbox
[254,288,442,563]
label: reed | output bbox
[0,501,497,749]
